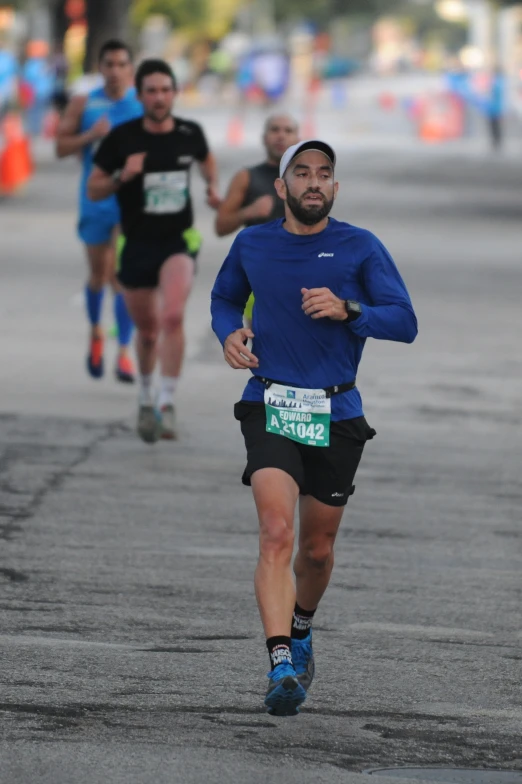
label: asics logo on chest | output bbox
[318,252,334,257]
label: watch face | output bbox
[347,301,362,313]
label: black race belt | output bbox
[255,376,356,399]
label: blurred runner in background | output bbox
[216,114,299,324]
[56,40,142,384]
[216,114,298,237]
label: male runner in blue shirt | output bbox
[211,140,418,717]
[56,40,142,383]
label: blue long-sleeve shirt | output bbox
[211,217,417,421]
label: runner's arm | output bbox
[198,151,218,188]
[55,95,92,158]
[87,165,119,201]
[215,169,251,236]
[87,129,128,201]
[343,240,418,344]
[211,237,252,345]
[198,152,221,208]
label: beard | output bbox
[146,106,172,124]
[286,189,334,226]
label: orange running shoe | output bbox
[87,336,104,379]
[115,353,136,384]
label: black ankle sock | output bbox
[291,603,316,640]
[266,635,292,671]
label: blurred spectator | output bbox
[252,48,290,105]
[236,51,256,102]
[445,59,472,137]
[0,41,18,119]
[50,44,70,112]
[198,46,234,101]
[21,42,53,136]
[486,67,506,151]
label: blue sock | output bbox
[114,293,134,347]
[85,285,104,327]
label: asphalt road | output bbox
[1,128,522,784]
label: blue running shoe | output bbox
[264,662,306,717]
[292,632,315,692]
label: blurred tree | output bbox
[84,0,133,70]
[130,0,206,29]
[12,0,132,69]
[52,0,69,44]
[273,0,465,43]
[273,0,393,25]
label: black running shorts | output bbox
[118,235,199,290]
[234,401,376,508]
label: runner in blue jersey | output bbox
[211,140,418,717]
[56,40,142,383]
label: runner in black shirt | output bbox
[88,59,220,443]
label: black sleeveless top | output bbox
[242,162,285,226]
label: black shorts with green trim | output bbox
[118,228,201,289]
[234,401,376,508]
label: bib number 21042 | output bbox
[264,384,331,448]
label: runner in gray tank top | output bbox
[215,114,299,237]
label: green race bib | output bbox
[144,171,188,214]
[265,384,331,448]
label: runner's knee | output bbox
[137,327,158,348]
[259,512,294,560]
[88,258,113,290]
[162,309,184,333]
[88,270,109,290]
[300,536,335,571]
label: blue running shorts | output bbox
[78,213,118,246]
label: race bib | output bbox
[144,171,188,214]
[265,384,331,448]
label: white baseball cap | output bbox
[279,139,336,178]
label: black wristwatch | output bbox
[344,300,363,322]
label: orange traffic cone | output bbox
[417,96,449,143]
[226,114,244,146]
[0,113,33,194]
[2,112,24,143]
[418,121,442,143]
